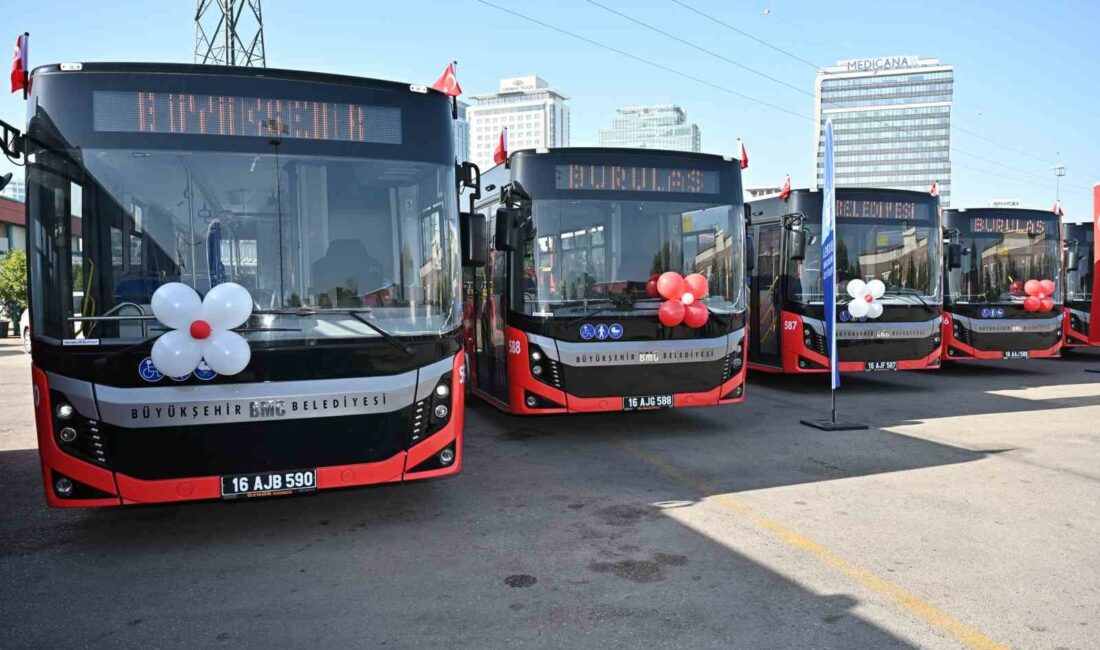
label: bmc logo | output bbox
[249,400,287,418]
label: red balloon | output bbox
[1024,279,1041,296]
[1039,279,1055,296]
[1009,280,1024,295]
[658,299,685,327]
[657,272,686,300]
[684,273,708,299]
[1023,296,1041,312]
[646,274,660,298]
[1040,297,1054,312]
[682,302,709,328]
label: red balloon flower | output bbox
[1022,278,1055,312]
[655,271,710,327]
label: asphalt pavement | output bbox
[1,336,1098,649]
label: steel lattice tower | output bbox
[194,0,266,67]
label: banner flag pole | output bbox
[802,119,867,431]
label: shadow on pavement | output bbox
[0,433,922,648]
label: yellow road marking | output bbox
[617,439,1009,650]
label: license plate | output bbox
[1004,350,1030,359]
[221,469,317,499]
[623,394,674,411]
[865,361,898,372]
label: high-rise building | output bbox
[814,55,953,205]
[454,100,470,163]
[597,104,701,152]
[468,76,570,169]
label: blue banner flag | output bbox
[822,120,839,389]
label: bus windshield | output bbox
[32,148,458,343]
[522,198,745,316]
[790,220,941,305]
[950,228,1062,304]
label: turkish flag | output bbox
[739,140,749,170]
[430,61,461,97]
[1052,200,1065,217]
[10,33,27,94]
[929,180,939,197]
[493,127,508,165]
[780,174,791,201]
[1090,184,1100,344]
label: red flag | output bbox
[1052,200,1064,217]
[929,180,939,197]
[1090,183,1100,344]
[493,127,508,165]
[780,174,791,201]
[10,33,28,94]
[738,139,749,170]
[430,61,461,97]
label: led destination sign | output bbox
[555,164,720,194]
[970,216,1049,235]
[836,199,930,221]
[93,91,402,144]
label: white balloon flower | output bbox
[846,279,885,319]
[150,282,253,378]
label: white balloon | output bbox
[203,330,251,375]
[681,292,695,305]
[867,279,886,299]
[846,279,867,299]
[848,299,869,318]
[151,330,203,378]
[151,283,202,331]
[866,301,883,319]
[201,282,253,331]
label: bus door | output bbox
[474,236,510,405]
[751,223,783,365]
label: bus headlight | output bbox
[531,350,542,362]
[433,404,449,420]
[56,403,74,420]
[438,447,455,466]
[59,427,78,443]
[435,384,450,398]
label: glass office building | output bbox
[814,56,954,205]
[597,104,701,152]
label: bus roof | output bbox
[507,147,737,165]
[29,61,450,100]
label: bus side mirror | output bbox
[494,207,513,251]
[947,243,963,269]
[787,228,806,261]
[1065,248,1079,272]
[745,234,755,272]
[460,212,487,267]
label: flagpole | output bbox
[22,32,29,101]
[450,60,459,120]
[802,118,866,432]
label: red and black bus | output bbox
[941,208,1063,361]
[1062,222,1093,348]
[747,188,943,373]
[8,62,481,507]
[463,148,747,414]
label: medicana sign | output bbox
[833,55,926,73]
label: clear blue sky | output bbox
[3,0,1097,220]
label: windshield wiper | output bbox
[346,310,415,357]
[255,307,414,355]
[882,288,932,310]
[565,302,637,327]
